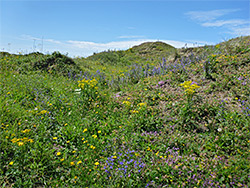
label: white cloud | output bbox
[21,34,62,44]
[9,34,212,57]
[67,39,157,52]
[230,26,250,36]
[67,39,211,53]
[186,9,240,22]
[186,9,250,37]
[202,19,250,27]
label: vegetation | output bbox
[0,36,250,187]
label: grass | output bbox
[0,36,250,187]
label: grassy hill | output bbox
[0,36,250,187]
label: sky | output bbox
[0,0,249,57]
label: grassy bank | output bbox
[0,36,250,187]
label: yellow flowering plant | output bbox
[179,81,200,104]
[77,78,99,105]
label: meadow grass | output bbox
[0,36,250,187]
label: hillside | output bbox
[0,36,250,187]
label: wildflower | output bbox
[131,110,139,113]
[94,162,99,165]
[18,142,24,146]
[98,130,101,133]
[53,137,57,140]
[9,161,14,165]
[57,152,61,156]
[83,128,87,133]
[60,158,65,162]
[21,129,31,133]
[112,156,117,159]
[11,138,18,143]
[70,162,75,166]
[137,103,146,107]
[217,128,222,132]
[122,101,131,106]
[92,135,97,139]
[77,161,82,165]
[180,81,200,102]
[40,110,48,115]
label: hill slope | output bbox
[0,36,250,187]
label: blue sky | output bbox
[0,0,249,57]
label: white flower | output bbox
[74,88,81,94]
[217,128,222,132]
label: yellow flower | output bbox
[53,137,57,140]
[94,162,99,165]
[112,156,117,159]
[11,138,18,143]
[131,110,139,114]
[40,110,48,115]
[21,129,31,133]
[98,130,101,133]
[83,128,87,133]
[77,161,82,165]
[122,101,131,106]
[60,158,65,162]
[57,152,61,156]
[9,161,14,165]
[70,162,75,166]
[17,142,24,146]
[137,103,146,107]
[92,135,97,139]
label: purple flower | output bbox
[238,76,243,80]
[158,81,165,86]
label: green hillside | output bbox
[0,36,250,187]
